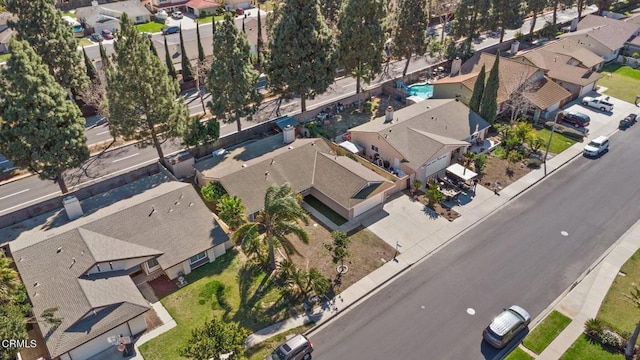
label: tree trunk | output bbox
[499,27,505,43]
[150,128,165,164]
[403,57,411,76]
[300,93,306,112]
[577,0,584,19]
[267,237,276,271]
[236,118,242,133]
[356,76,361,94]
[56,171,69,194]
[552,0,559,27]
[529,11,538,37]
[625,321,640,360]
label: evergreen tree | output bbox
[182,118,220,148]
[164,37,177,80]
[489,0,524,43]
[266,0,337,112]
[206,13,261,133]
[480,52,500,124]
[0,39,89,194]
[7,0,88,94]
[256,1,264,69]
[452,0,491,54]
[83,47,98,82]
[337,0,386,94]
[392,0,429,76]
[321,0,343,23]
[180,26,194,82]
[196,21,205,62]
[105,14,190,163]
[180,319,250,360]
[99,42,111,69]
[527,0,547,37]
[469,64,485,113]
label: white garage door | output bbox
[579,83,595,97]
[68,323,131,360]
[353,192,384,218]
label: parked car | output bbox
[560,111,590,128]
[483,305,531,348]
[90,33,104,42]
[583,135,609,157]
[582,96,614,112]
[619,113,637,129]
[161,26,180,35]
[101,28,114,40]
[266,334,313,360]
[235,8,245,15]
[172,11,183,19]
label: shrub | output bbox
[633,52,640,59]
[491,145,507,159]
[527,158,542,168]
[585,318,604,338]
[600,330,622,349]
[543,121,584,140]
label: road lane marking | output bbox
[112,153,140,163]
[0,190,61,215]
[0,188,30,201]
[96,130,110,136]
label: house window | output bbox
[146,258,160,270]
[371,145,379,152]
[189,251,207,265]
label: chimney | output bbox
[510,41,520,55]
[451,57,462,76]
[385,106,394,123]
[282,124,295,144]
[63,196,83,221]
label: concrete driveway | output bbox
[361,185,498,263]
[561,91,638,138]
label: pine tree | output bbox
[266,0,337,112]
[337,0,386,94]
[7,0,88,94]
[527,0,547,37]
[468,64,486,113]
[321,0,343,24]
[105,14,190,163]
[256,1,264,69]
[452,0,491,54]
[480,52,500,124]
[0,39,89,194]
[180,26,194,82]
[99,42,111,69]
[392,0,429,76]
[489,0,524,43]
[83,47,98,82]
[196,20,205,62]
[164,36,177,80]
[206,13,261,133]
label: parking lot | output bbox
[558,91,638,139]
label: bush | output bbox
[527,158,542,168]
[543,121,584,140]
[600,330,622,349]
[491,145,507,159]
[633,52,640,59]
[585,318,603,338]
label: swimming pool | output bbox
[408,83,434,100]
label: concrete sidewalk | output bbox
[246,108,627,357]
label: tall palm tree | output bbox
[216,195,247,230]
[233,184,310,270]
[0,251,20,304]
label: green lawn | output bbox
[195,14,225,24]
[136,22,166,33]
[533,128,577,154]
[597,249,640,335]
[304,195,348,226]
[523,310,572,354]
[61,11,76,18]
[598,63,640,104]
[139,250,288,360]
[504,347,534,360]
[560,334,624,360]
[78,38,93,47]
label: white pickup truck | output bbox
[582,96,614,112]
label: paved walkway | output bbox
[245,105,631,360]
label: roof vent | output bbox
[56,247,63,254]
[149,206,156,217]
[34,282,40,288]
[189,202,194,207]
[242,164,247,168]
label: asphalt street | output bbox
[310,123,640,359]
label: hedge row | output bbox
[543,121,585,140]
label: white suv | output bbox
[583,136,609,157]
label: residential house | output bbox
[195,135,397,221]
[348,99,491,187]
[9,181,231,360]
[144,0,192,12]
[185,0,220,17]
[433,53,572,122]
[77,0,152,34]
[560,14,640,62]
[538,37,605,71]
[0,12,16,54]
[514,41,603,100]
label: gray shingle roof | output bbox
[540,38,605,68]
[9,182,228,358]
[564,14,640,51]
[76,0,150,26]
[349,99,489,169]
[199,137,393,215]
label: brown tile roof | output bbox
[198,137,392,215]
[539,38,605,68]
[185,0,220,9]
[523,76,572,110]
[518,49,603,86]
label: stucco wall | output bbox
[87,257,153,275]
[432,83,472,104]
[128,313,148,335]
[308,188,351,220]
